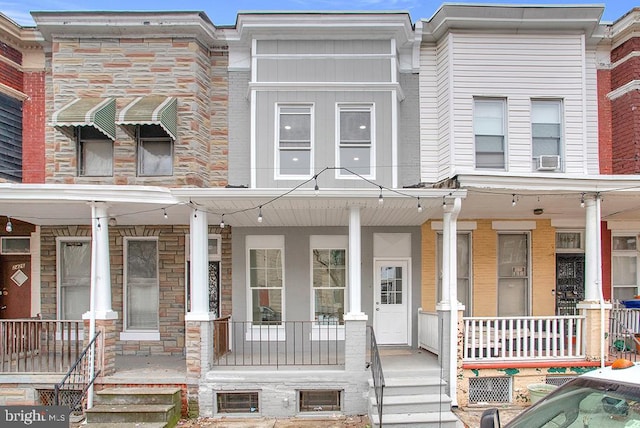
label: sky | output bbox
[1,0,633,27]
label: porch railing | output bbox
[367,325,385,428]
[213,320,344,367]
[463,316,585,362]
[54,330,103,416]
[417,309,440,355]
[1,319,84,372]
[609,306,640,362]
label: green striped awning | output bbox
[51,98,116,140]
[117,96,177,140]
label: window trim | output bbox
[1,236,31,255]
[473,98,506,170]
[136,126,174,177]
[496,232,531,316]
[335,103,375,179]
[274,103,314,180]
[531,99,563,172]
[77,127,114,177]
[56,237,91,321]
[122,236,160,338]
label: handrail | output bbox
[54,331,102,414]
[367,326,385,428]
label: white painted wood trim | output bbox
[492,221,537,230]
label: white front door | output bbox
[374,260,409,345]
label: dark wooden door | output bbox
[0,256,31,319]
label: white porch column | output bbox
[583,197,600,302]
[446,197,461,406]
[187,207,210,317]
[89,202,116,319]
[348,206,365,317]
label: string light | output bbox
[314,175,319,196]
[378,186,384,205]
[96,218,101,230]
[194,210,197,218]
[442,196,446,209]
[417,197,423,213]
[257,206,263,223]
[5,217,12,233]
[163,208,168,219]
[511,194,517,207]
[580,193,585,208]
[220,214,225,229]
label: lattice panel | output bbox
[38,389,84,415]
[469,377,511,403]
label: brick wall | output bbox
[0,41,23,92]
[531,220,556,316]
[597,69,613,174]
[39,224,232,355]
[22,71,46,183]
[46,37,228,187]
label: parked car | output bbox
[480,359,640,428]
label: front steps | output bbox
[368,374,462,427]
[83,387,181,428]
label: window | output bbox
[124,238,159,331]
[556,231,583,252]
[58,239,91,320]
[137,125,173,176]
[437,232,471,316]
[532,100,562,170]
[337,105,373,177]
[277,105,312,177]
[0,92,22,182]
[299,390,342,412]
[312,249,346,324]
[612,235,640,301]
[248,236,284,324]
[1,237,30,254]
[78,126,113,176]
[216,392,259,414]
[497,233,529,316]
[474,99,505,169]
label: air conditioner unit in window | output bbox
[536,155,561,171]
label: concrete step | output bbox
[94,387,181,406]
[369,393,452,413]
[85,404,176,424]
[370,377,446,396]
[370,411,461,428]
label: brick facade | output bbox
[0,41,23,92]
[40,224,232,356]
[45,37,228,187]
[22,71,46,183]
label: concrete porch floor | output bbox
[102,354,188,384]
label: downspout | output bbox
[448,197,461,407]
[596,194,605,368]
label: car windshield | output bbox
[507,378,640,428]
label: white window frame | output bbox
[611,234,640,302]
[121,237,160,341]
[335,103,375,179]
[78,127,113,177]
[56,237,91,321]
[1,236,31,254]
[531,99,563,171]
[474,98,506,170]
[246,235,285,341]
[310,236,347,341]
[275,103,314,180]
[497,232,531,316]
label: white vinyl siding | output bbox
[419,33,598,180]
[419,42,442,182]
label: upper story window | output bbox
[276,104,313,178]
[532,100,562,171]
[474,99,506,170]
[78,126,113,177]
[137,125,173,176]
[337,104,374,178]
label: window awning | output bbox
[117,96,177,140]
[51,98,116,140]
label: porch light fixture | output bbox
[5,217,12,233]
[580,193,585,208]
[258,206,263,223]
[108,217,117,227]
[511,194,517,207]
[378,186,384,205]
[220,214,225,229]
[442,196,446,209]
[417,197,423,213]
[163,208,168,219]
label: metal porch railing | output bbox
[367,325,385,428]
[1,319,84,372]
[213,320,344,367]
[609,306,640,362]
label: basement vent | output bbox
[216,392,259,414]
[38,389,83,415]
[469,377,511,404]
[545,376,575,387]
